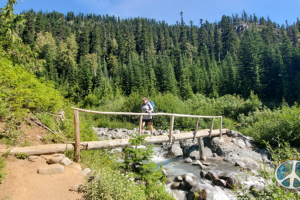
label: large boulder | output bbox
[213,179,226,187]
[184,175,198,190]
[180,140,213,159]
[168,142,183,158]
[219,173,238,189]
[206,134,268,169]
[174,176,183,182]
[204,171,219,181]
[184,157,193,163]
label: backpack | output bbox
[148,100,155,113]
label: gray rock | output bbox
[59,157,72,166]
[168,143,183,158]
[207,135,263,169]
[235,161,245,168]
[37,164,64,174]
[205,171,218,181]
[97,131,106,136]
[184,175,198,190]
[46,157,63,164]
[86,170,96,179]
[192,160,207,169]
[189,151,200,160]
[219,173,238,188]
[173,130,180,134]
[200,170,207,179]
[53,154,65,158]
[28,156,38,162]
[184,157,193,163]
[174,176,183,182]
[165,177,173,184]
[80,168,91,176]
[69,184,82,191]
[153,131,160,136]
[108,147,123,154]
[171,182,181,189]
[213,179,226,187]
[183,173,195,179]
[192,160,202,165]
[179,181,188,190]
[212,153,218,157]
[162,168,168,176]
[202,162,212,166]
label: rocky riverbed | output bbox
[93,127,272,200]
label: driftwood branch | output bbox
[29,112,56,134]
[29,112,66,143]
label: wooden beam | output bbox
[1,130,228,155]
[193,118,200,143]
[198,137,206,160]
[71,107,222,119]
[139,116,143,136]
[74,110,80,162]
[169,116,174,143]
[209,118,215,138]
[220,117,223,138]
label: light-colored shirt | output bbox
[141,102,153,120]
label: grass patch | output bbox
[15,153,29,159]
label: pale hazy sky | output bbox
[8,0,300,26]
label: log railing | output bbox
[71,107,223,162]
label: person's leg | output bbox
[148,122,153,135]
[141,121,146,134]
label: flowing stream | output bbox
[152,146,266,200]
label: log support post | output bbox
[193,118,200,143]
[209,118,215,138]
[169,116,174,143]
[198,137,206,160]
[219,117,223,138]
[74,110,80,162]
[139,116,143,136]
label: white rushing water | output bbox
[152,146,264,200]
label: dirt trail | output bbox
[0,155,85,200]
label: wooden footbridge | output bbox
[1,107,229,162]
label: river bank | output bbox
[93,127,272,200]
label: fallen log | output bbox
[1,129,228,156]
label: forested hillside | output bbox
[13,9,300,105]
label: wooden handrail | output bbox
[71,107,223,162]
[71,107,222,118]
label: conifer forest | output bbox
[12,9,300,105]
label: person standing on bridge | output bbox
[141,97,153,135]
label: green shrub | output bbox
[121,135,163,185]
[80,149,147,200]
[15,153,29,159]
[0,56,97,143]
[0,156,5,184]
[79,144,175,200]
[241,104,300,147]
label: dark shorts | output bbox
[142,119,153,123]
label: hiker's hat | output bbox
[142,97,147,101]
